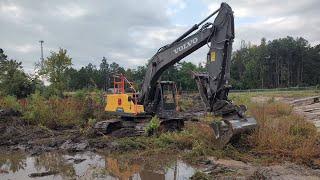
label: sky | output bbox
[1,0,319,73]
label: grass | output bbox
[230,89,319,99]
[249,102,320,165]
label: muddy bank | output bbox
[0,116,123,155]
[195,157,320,179]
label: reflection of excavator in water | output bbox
[95,3,257,147]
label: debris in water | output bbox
[28,171,59,177]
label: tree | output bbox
[230,37,318,89]
[0,48,35,98]
[39,48,72,96]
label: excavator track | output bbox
[94,117,184,137]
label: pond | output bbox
[0,151,196,180]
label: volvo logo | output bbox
[173,37,198,54]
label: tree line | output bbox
[1,36,319,98]
[231,37,320,89]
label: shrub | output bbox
[49,97,86,127]
[0,95,22,111]
[73,89,86,101]
[145,116,160,135]
[23,91,108,129]
[23,92,55,127]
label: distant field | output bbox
[230,89,320,98]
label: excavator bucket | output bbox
[210,115,257,148]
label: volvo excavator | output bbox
[95,3,257,147]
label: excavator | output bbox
[95,3,257,147]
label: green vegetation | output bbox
[0,90,108,129]
[0,95,22,111]
[232,37,320,89]
[145,116,160,135]
[38,48,72,97]
[0,49,41,98]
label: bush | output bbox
[145,116,160,135]
[23,91,106,129]
[49,96,87,127]
[23,92,55,127]
[22,90,109,129]
[0,95,22,111]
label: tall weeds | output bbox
[23,90,107,129]
[0,95,22,111]
[249,102,320,164]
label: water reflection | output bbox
[0,151,195,180]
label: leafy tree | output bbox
[39,48,72,96]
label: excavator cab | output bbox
[155,81,179,117]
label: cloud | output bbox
[203,0,320,48]
[0,0,319,73]
[55,3,88,19]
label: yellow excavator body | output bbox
[105,93,144,115]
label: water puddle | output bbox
[0,151,196,179]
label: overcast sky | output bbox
[1,0,319,73]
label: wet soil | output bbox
[0,116,115,155]
[198,157,320,179]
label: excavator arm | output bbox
[138,3,257,146]
[138,3,232,114]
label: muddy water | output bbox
[0,151,196,180]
